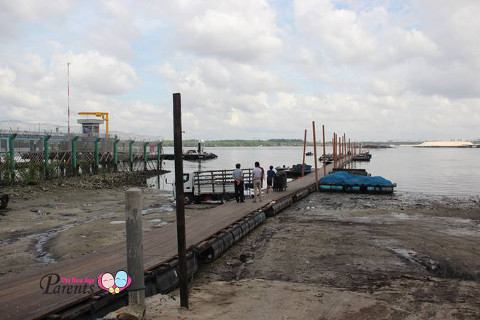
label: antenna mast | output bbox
[67,62,71,136]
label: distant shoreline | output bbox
[161,139,428,148]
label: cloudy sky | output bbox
[1,0,479,141]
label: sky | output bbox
[1,0,479,141]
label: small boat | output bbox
[182,149,218,161]
[305,151,313,156]
[283,164,312,178]
[275,165,291,172]
[352,152,372,161]
[319,154,333,162]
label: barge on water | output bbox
[352,152,372,161]
[319,171,396,194]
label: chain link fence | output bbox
[0,133,163,186]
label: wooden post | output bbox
[348,138,351,158]
[125,188,145,307]
[338,136,341,161]
[301,129,307,177]
[173,93,189,308]
[343,134,346,161]
[332,133,336,167]
[312,121,319,190]
[322,125,326,176]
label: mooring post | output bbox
[348,138,351,157]
[129,140,134,172]
[338,136,341,161]
[125,188,145,307]
[113,139,120,172]
[312,121,319,190]
[8,134,17,183]
[156,142,162,171]
[173,92,189,308]
[94,138,101,174]
[333,133,337,167]
[143,142,149,171]
[332,134,335,168]
[301,129,307,177]
[71,136,79,176]
[322,125,326,176]
[43,135,51,180]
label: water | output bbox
[150,146,480,196]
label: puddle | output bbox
[390,212,420,220]
[153,221,168,228]
[445,228,478,237]
[142,203,174,215]
[110,221,126,224]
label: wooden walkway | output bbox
[0,161,343,320]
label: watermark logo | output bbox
[97,270,131,294]
[40,273,96,294]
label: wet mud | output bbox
[155,191,480,319]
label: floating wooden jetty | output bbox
[0,158,350,320]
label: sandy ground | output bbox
[145,192,480,320]
[0,172,215,278]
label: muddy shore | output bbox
[144,192,480,320]
[2,176,480,319]
[0,172,216,278]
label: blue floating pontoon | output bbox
[319,171,396,194]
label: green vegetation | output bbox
[162,139,306,147]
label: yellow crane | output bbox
[78,112,109,137]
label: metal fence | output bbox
[0,133,163,185]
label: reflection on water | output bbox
[148,146,480,196]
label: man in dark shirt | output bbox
[266,165,276,193]
[232,163,245,202]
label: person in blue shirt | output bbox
[266,165,276,193]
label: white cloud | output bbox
[53,51,138,96]
[146,0,282,62]
[0,67,43,110]
[1,0,480,141]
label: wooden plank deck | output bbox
[0,161,343,320]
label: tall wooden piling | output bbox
[125,188,145,307]
[173,93,189,308]
[338,136,341,160]
[302,129,307,177]
[332,133,336,167]
[312,121,319,190]
[322,125,326,175]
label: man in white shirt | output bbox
[252,161,264,202]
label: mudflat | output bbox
[0,172,215,278]
[145,192,480,320]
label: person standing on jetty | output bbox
[252,161,263,202]
[266,165,276,193]
[232,163,245,203]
